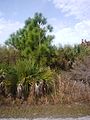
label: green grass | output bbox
[0,103,90,118]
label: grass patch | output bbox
[0,103,90,118]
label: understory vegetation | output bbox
[0,12,90,106]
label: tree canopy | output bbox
[5,13,54,66]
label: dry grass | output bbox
[53,73,90,103]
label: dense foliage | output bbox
[0,12,90,104]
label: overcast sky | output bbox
[0,0,90,46]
